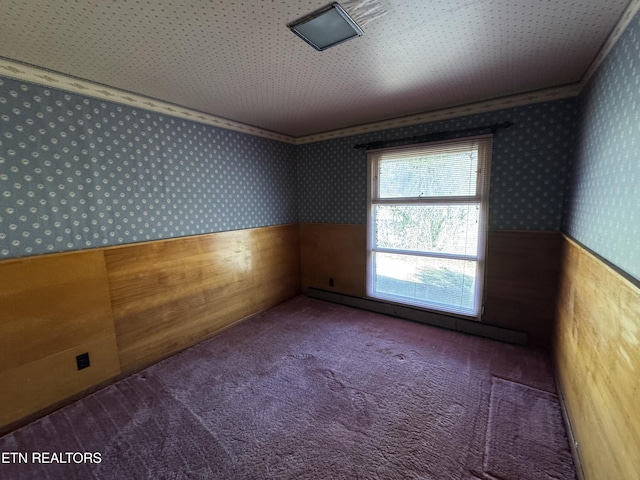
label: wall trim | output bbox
[579,0,640,90]
[562,234,640,288]
[294,84,581,144]
[554,361,586,480]
[0,58,296,144]
[0,223,299,263]
[0,56,579,145]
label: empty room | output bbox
[0,1,638,479]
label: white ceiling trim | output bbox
[579,0,640,89]
[0,58,296,144]
[293,84,581,144]
[0,56,580,146]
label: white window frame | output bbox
[366,135,492,319]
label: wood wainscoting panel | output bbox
[299,223,367,297]
[0,250,121,429]
[300,226,561,346]
[105,224,300,373]
[554,236,640,480]
[252,224,301,312]
[484,231,562,347]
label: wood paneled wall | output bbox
[299,223,367,297]
[554,236,640,480]
[106,224,300,373]
[0,224,300,431]
[0,250,121,429]
[299,224,562,347]
[5,222,637,480]
[484,230,562,346]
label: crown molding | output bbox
[0,58,296,144]
[579,0,640,90]
[293,83,581,144]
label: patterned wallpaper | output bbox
[0,76,297,259]
[5,23,636,276]
[297,99,577,230]
[563,11,640,281]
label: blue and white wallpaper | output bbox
[0,76,297,259]
[3,6,638,280]
[297,99,577,231]
[563,10,640,281]
[1,73,577,259]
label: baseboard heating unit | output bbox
[306,288,528,346]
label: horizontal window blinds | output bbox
[367,135,493,318]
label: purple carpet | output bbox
[0,296,576,479]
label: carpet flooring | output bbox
[0,296,576,479]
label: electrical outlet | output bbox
[76,352,90,370]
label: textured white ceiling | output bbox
[0,0,631,137]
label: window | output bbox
[367,136,492,318]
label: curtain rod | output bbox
[353,121,514,150]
